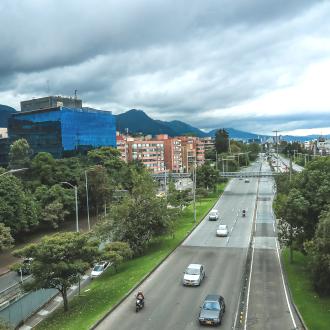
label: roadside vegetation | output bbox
[283,249,330,330]
[35,183,226,330]
[273,156,330,327]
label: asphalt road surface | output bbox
[96,161,261,330]
[245,162,302,330]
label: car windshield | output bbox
[203,301,220,311]
[218,225,227,230]
[93,265,104,272]
[185,268,200,275]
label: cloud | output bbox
[0,0,329,135]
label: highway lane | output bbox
[95,161,261,330]
[245,161,302,330]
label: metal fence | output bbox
[0,288,57,328]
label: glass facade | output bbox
[8,107,116,158]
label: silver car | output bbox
[183,264,205,286]
[216,224,228,237]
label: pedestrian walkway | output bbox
[18,275,90,329]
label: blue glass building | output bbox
[8,107,116,158]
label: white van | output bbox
[208,209,219,221]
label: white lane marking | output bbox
[275,239,297,329]
[273,222,275,233]
[244,237,255,330]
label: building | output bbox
[8,106,116,158]
[20,96,82,112]
[317,137,330,155]
[116,132,206,173]
[0,128,8,139]
[128,138,165,173]
[179,136,205,172]
[200,137,215,152]
[154,134,183,173]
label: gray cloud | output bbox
[0,0,329,134]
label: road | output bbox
[271,154,303,173]
[245,161,302,330]
[96,161,261,330]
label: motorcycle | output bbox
[136,298,144,312]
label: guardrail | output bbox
[219,171,280,178]
[0,275,32,310]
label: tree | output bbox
[13,232,99,311]
[97,171,172,255]
[274,189,309,262]
[87,147,121,166]
[0,174,25,233]
[34,184,74,228]
[30,152,57,186]
[167,181,191,210]
[196,163,219,190]
[84,165,112,216]
[103,241,132,272]
[305,209,330,295]
[0,223,14,251]
[8,138,32,169]
[215,129,229,154]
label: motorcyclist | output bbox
[242,209,246,217]
[136,291,145,304]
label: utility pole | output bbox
[215,151,218,171]
[272,130,280,172]
[193,159,196,223]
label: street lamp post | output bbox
[84,171,91,231]
[0,168,28,177]
[61,182,79,233]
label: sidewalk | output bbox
[18,274,91,329]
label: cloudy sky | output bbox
[1,0,330,135]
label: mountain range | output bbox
[0,105,328,141]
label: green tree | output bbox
[274,189,309,262]
[13,232,99,311]
[215,129,229,154]
[103,241,132,272]
[84,165,112,216]
[8,138,32,169]
[196,163,218,190]
[0,174,26,233]
[97,171,171,255]
[305,209,330,296]
[30,152,57,186]
[0,223,14,251]
[34,184,74,228]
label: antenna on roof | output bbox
[46,80,50,95]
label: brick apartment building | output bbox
[116,133,206,173]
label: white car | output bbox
[91,261,109,279]
[216,224,228,237]
[208,209,219,221]
[183,264,205,286]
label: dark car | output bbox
[16,258,33,276]
[199,294,225,326]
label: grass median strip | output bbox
[36,183,226,330]
[282,249,330,330]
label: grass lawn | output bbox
[36,183,227,330]
[282,249,330,330]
